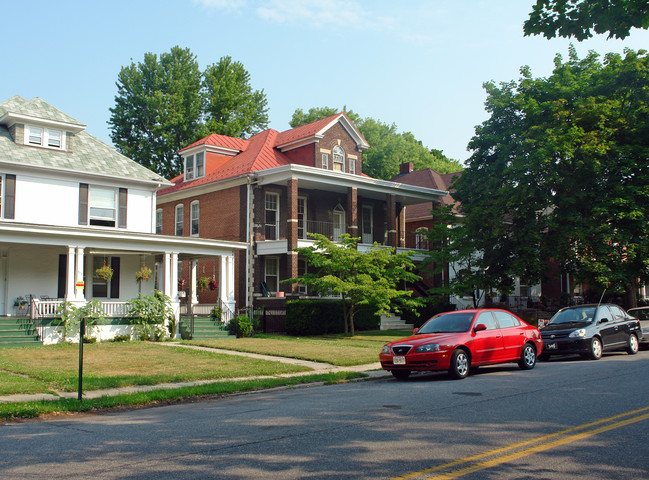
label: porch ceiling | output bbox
[0,222,247,259]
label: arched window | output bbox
[333,145,345,172]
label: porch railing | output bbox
[179,299,234,323]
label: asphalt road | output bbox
[2,350,649,479]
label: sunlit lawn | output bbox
[184,330,412,366]
[0,342,310,393]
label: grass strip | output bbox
[0,371,367,422]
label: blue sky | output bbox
[3,0,649,164]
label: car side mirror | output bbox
[599,318,609,324]
[413,328,419,334]
[474,323,487,332]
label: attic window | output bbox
[184,152,205,181]
[24,125,65,150]
[333,145,345,172]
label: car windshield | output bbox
[418,312,475,334]
[549,306,596,325]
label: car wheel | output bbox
[518,343,536,370]
[588,337,602,360]
[391,370,411,380]
[449,349,470,379]
[626,334,639,355]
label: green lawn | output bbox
[183,331,409,366]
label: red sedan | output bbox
[379,309,543,380]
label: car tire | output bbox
[449,349,470,380]
[626,334,639,355]
[518,343,537,370]
[588,337,602,360]
[538,353,550,362]
[391,370,411,380]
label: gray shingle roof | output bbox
[0,96,169,185]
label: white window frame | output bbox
[361,205,373,244]
[156,209,163,234]
[348,158,356,174]
[190,200,199,237]
[184,152,205,181]
[298,257,308,294]
[265,256,279,293]
[333,145,345,172]
[298,196,307,239]
[415,228,429,250]
[175,204,184,236]
[88,186,117,227]
[24,125,65,150]
[333,203,346,241]
[321,153,329,170]
[265,192,279,240]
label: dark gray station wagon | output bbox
[539,304,642,360]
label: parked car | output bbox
[627,306,649,349]
[379,309,543,380]
[539,304,641,360]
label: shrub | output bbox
[210,306,223,321]
[229,315,253,338]
[112,334,131,342]
[285,300,381,336]
[127,290,175,341]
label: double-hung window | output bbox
[78,184,126,228]
[297,197,307,239]
[190,201,199,236]
[265,193,279,240]
[25,125,64,149]
[156,209,163,234]
[333,145,345,172]
[265,257,279,293]
[175,205,184,236]
[321,153,329,170]
[184,152,205,181]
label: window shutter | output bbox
[110,257,120,299]
[57,254,67,299]
[4,174,15,219]
[79,183,88,225]
[118,188,127,228]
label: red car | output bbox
[379,309,543,380]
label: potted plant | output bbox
[95,262,113,282]
[135,265,152,295]
[178,278,186,297]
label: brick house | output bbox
[156,113,447,313]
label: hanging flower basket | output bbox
[95,262,114,282]
[209,277,218,290]
[135,265,152,282]
[198,276,210,292]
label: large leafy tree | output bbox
[109,47,268,179]
[455,47,649,306]
[287,234,422,335]
[289,107,462,179]
[524,0,649,40]
[202,56,269,137]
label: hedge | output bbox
[285,299,380,335]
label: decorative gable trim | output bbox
[275,113,369,152]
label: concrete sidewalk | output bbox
[0,343,389,403]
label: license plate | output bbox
[393,356,406,365]
[546,342,558,350]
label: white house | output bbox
[0,96,245,344]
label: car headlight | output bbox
[381,345,391,354]
[569,329,587,338]
[415,343,440,353]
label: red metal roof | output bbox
[159,113,368,196]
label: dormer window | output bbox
[333,145,345,172]
[184,152,205,181]
[24,125,65,150]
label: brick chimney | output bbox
[399,162,414,174]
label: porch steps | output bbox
[380,313,414,332]
[191,317,234,339]
[0,317,42,348]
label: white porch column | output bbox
[163,252,173,298]
[74,247,85,302]
[65,246,76,302]
[170,252,179,300]
[219,255,236,315]
[190,260,198,305]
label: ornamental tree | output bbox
[286,234,422,335]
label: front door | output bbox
[333,205,345,241]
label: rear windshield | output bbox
[418,312,475,334]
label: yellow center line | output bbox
[392,405,649,480]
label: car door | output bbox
[608,305,632,347]
[493,310,525,361]
[596,306,624,350]
[470,312,505,365]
